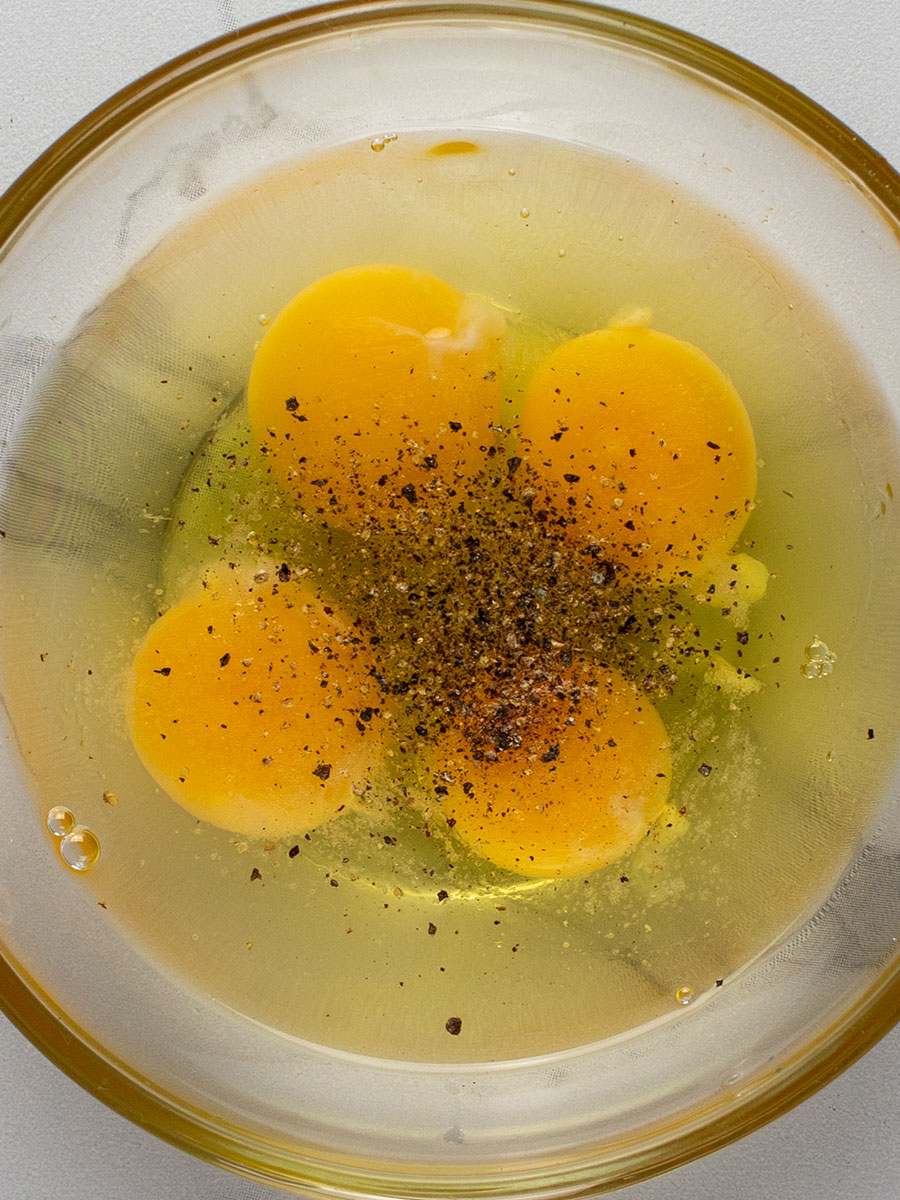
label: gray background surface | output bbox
[2,1,900,1197]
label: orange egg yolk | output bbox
[248,263,505,528]
[128,573,387,837]
[437,669,671,878]
[518,326,757,578]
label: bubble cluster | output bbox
[801,637,836,679]
[47,806,100,872]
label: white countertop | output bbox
[3,2,900,1197]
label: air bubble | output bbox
[557,248,566,258]
[47,806,75,838]
[258,314,270,327]
[59,826,100,872]
[519,208,530,219]
[675,985,694,1006]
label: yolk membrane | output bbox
[128,572,387,837]
[518,325,757,577]
[248,263,505,528]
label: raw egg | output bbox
[248,263,505,527]
[128,571,388,836]
[437,668,671,878]
[518,325,757,578]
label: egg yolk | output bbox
[248,263,505,527]
[518,326,757,577]
[128,573,387,837]
[437,669,671,878]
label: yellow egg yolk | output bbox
[437,669,671,878]
[518,326,757,578]
[248,263,505,528]
[128,573,387,837]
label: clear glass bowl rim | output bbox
[2,1,900,1195]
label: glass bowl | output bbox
[1,2,900,1196]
